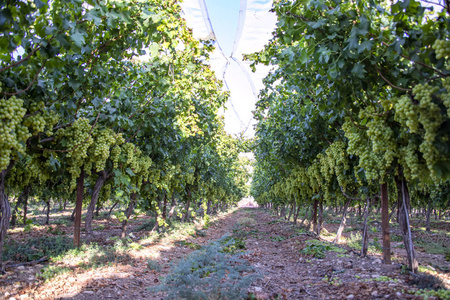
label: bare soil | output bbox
[1,207,449,300]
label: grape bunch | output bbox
[413,84,442,175]
[342,118,386,182]
[432,39,450,59]
[90,129,116,172]
[366,117,396,168]
[392,95,419,133]
[56,117,94,189]
[0,93,31,171]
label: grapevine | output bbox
[0,91,30,170]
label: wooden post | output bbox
[312,200,318,233]
[361,197,370,257]
[74,169,85,248]
[381,183,391,264]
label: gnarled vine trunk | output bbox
[361,197,371,257]
[74,170,85,248]
[317,199,324,235]
[380,183,391,264]
[85,173,106,243]
[334,199,351,244]
[300,205,310,226]
[426,197,432,232]
[121,193,137,238]
[0,162,14,273]
[312,200,318,233]
[11,184,31,227]
[395,175,418,273]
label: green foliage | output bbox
[414,289,450,300]
[391,234,403,242]
[46,227,65,235]
[153,235,258,299]
[220,236,246,254]
[300,239,346,259]
[55,241,132,269]
[300,241,329,259]
[37,265,71,282]
[2,236,73,262]
[416,240,449,255]
[147,259,162,272]
[176,240,202,250]
[133,219,157,232]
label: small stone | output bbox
[373,259,382,264]
[371,291,378,296]
[17,266,25,270]
[9,297,17,300]
[347,295,355,299]
[129,275,135,279]
[27,276,35,281]
[384,295,390,298]
[371,274,379,278]
[19,294,28,299]
[396,292,402,297]
[83,291,94,294]
[4,292,10,297]
[254,287,262,292]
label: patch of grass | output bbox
[267,219,282,225]
[132,219,156,232]
[54,240,133,269]
[343,227,358,233]
[270,235,287,242]
[176,240,202,250]
[236,217,257,227]
[300,239,345,259]
[37,265,71,282]
[94,224,106,231]
[52,218,72,226]
[153,235,258,299]
[46,226,65,235]
[221,236,246,254]
[416,241,449,255]
[345,232,382,254]
[147,259,162,272]
[391,234,403,242]
[2,236,74,262]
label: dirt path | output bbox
[241,208,447,300]
[1,209,246,300]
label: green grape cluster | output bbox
[342,118,386,181]
[110,146,121,169]
[366,117,396,168]
[400,141,426,181]
[23,114,46,134]
[22,104,59,136]
[56,117,94,189]
[99,183,112,203]
[392,95,419,133]
[325,141,350,188]
[442,77,450,117]
[414,84,442,175]
[0,95,31,170]
[432,39,450,59]
[90,129,116,172]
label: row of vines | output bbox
[249,0,450,273]
[0,0,249,271]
